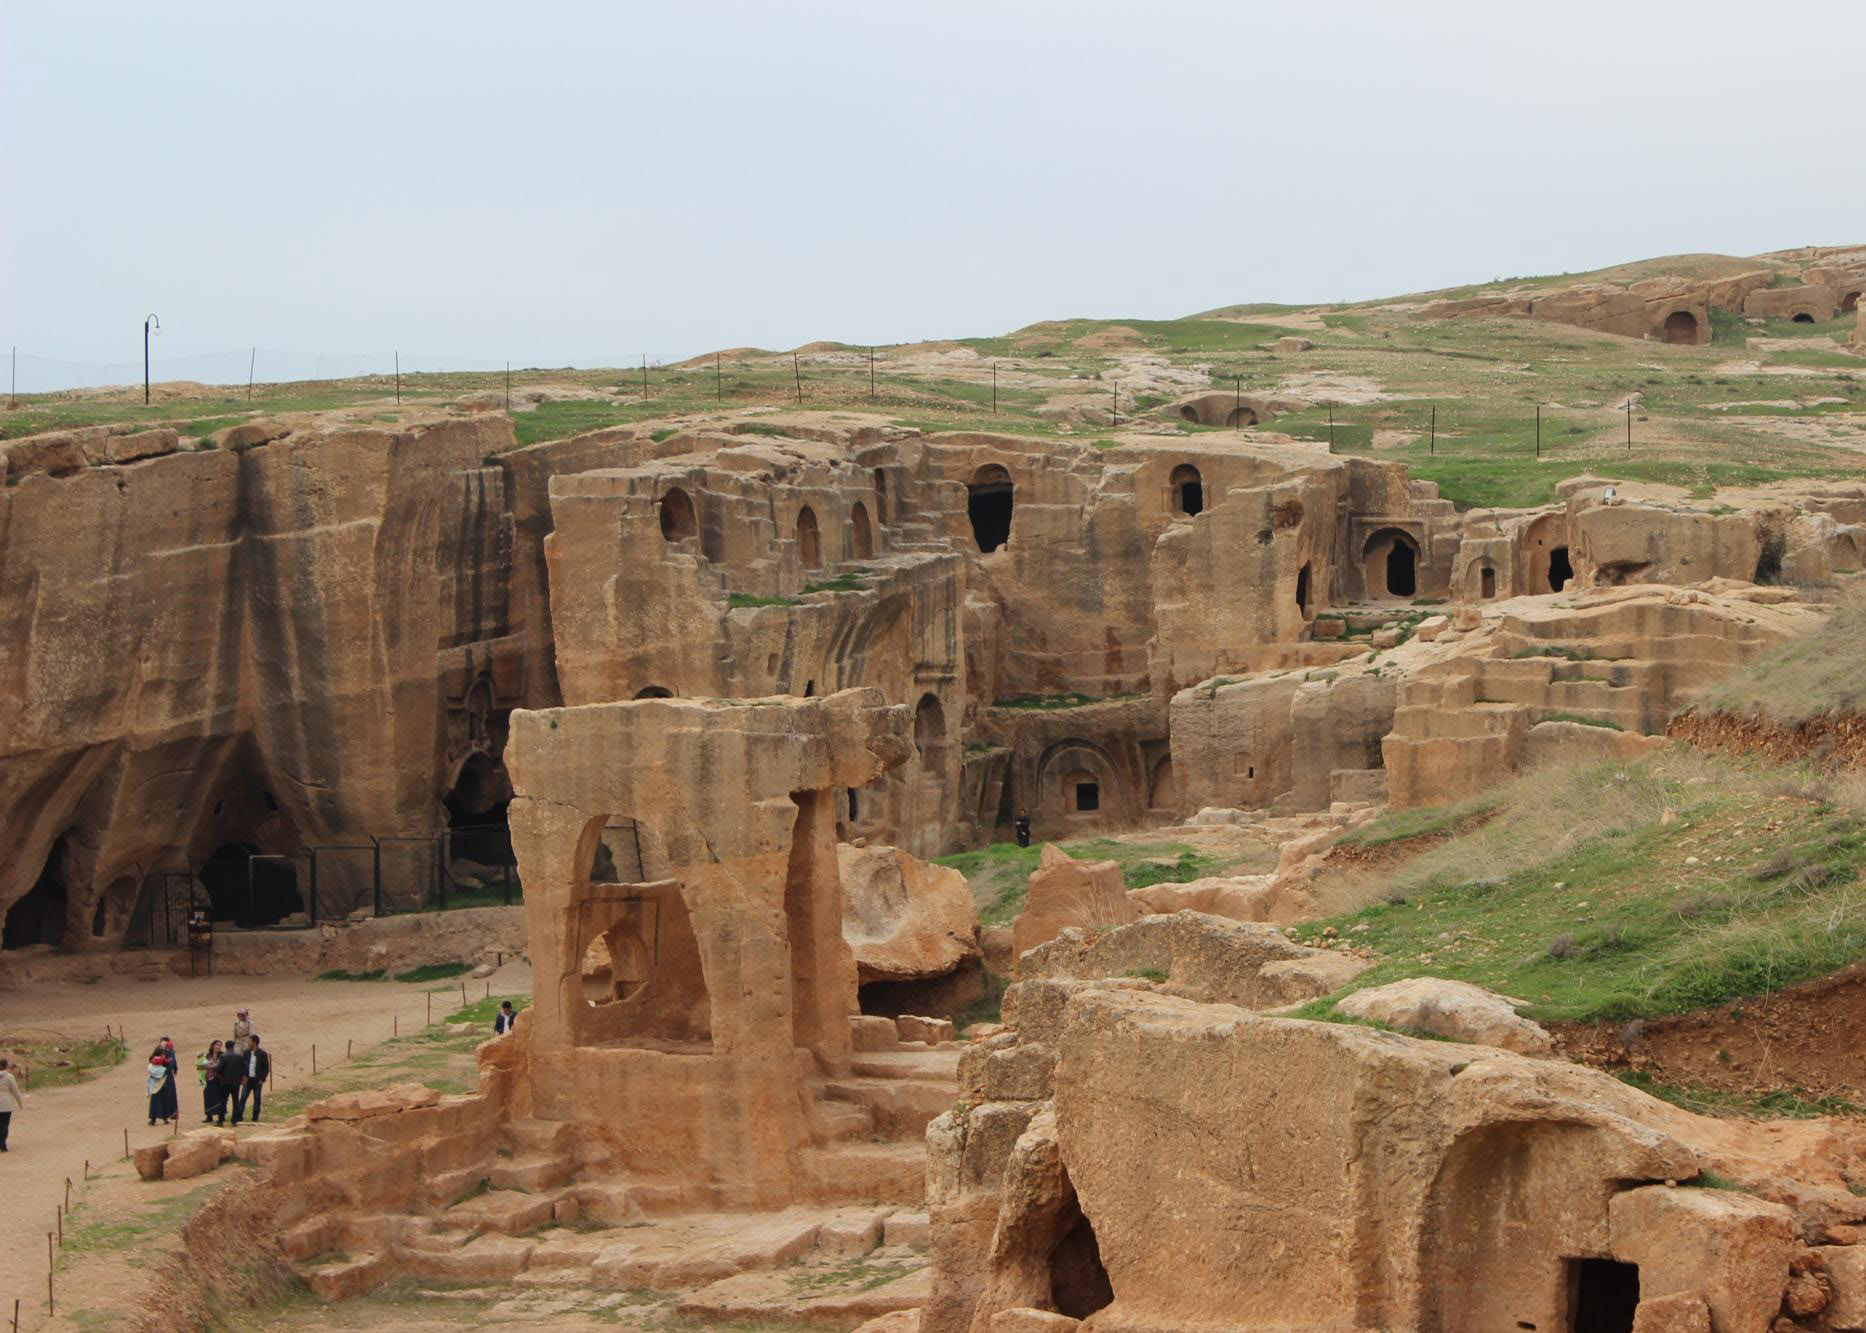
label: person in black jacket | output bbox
[232,1035,270,1125]
[1014,807,1032,849]
[493,1001,518,1036]
[213,1042,245,1126]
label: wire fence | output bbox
[126,823,519,949]
[0,344,689,396]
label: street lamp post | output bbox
[143,314,161,405]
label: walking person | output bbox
[493,1000,518,1035]
[212,1039,244,1126]
[0,1057,22,1151]
[1015,807,1032,849]
[145,1041,179,1125]
[233,1034,270,1125]
[197,1040,224,1123]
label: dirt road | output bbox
[0,961,531,1328]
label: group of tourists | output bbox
[144,1006,272,1128]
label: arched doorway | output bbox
[1170,464,1204,517]
[1362,528,1420,599]
[796,506,822,569]
[1792,312,1816,324]
[1178,406,1198,423]
[633,685,674,699]
[4,836,72,950]
[1480,564,1497,599]
[1149,756,1176,811]
[966,464,1014,552]
[1660,310,1699,344]
[914,693,946,757]
[659,487,697,542]
[850,500,875,559]
[1843,290,1861,314]
[1549,546,1573,592]
[1226,405,1259,428]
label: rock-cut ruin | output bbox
[7,244,1866,1332]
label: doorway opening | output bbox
[1566,1258,1638,1333]
[1068,773,1101,814]
[199,843,304,927]
[444,751,514,880]
[1660,310,1699,344]
[1226,405,1259,428]
[796,506,822,569]
[1149,756,1176,811]
[1549,546,1573,592]
[967,464,1014,552]
[659,487,697,542]
[4,837,71,949]
[1480,564,1497,599]
[1791,312,1816,324]
[1363,528,1420,599]
[1050,1206,1114,1319]
[1843,290,1861,314]
[1170,463,1204,517]
[851,500,875,559]
[1295,562,1312,617]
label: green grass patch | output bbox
[726,592,800,609]
[393,962,473,983]
[802,569,872,594]
[316,968,387,982]
[0,1033,127,1089]
[1699,592,1866,723]
[1615,1070,1863,1120]
[1294,751,1866,1024]
[990,691,1141,710]
[1336,794,1499,849]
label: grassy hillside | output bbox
[1698,595,1866,723]
[1292,749,1866,1024]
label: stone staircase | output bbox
[283,1013,957,1305]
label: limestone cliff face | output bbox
[0,416,529,946]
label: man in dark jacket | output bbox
[213,1042,244,1126]
[493,1001,518,1036]
[233,1035,270,1124]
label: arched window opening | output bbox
[914,693,946,757]
[1480,564,1497,599]
[1661,310,1699,344]
[5,837,71,950]
[967,464,1014,553]
[1170,463,1204,517]
[658,487,697,542]
[1549,546,1573,592]
[796,505,822,569]
[1295,562,1312,618]
[850,500,875,559]
[1362,528,1420,599]
[633,685,674,699]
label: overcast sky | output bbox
[4,1,1862,388]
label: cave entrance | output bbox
[1567,1258,1638,1333]
[1480,564,1497,599]
[444,751,515,894]
[1791,312,1816,324]
[1051,1207,1114,1320]
[1660,310,1699,344]
[796,505,822,569]
[658,486,697,542]
[1843,290,1861,314]
[1295,562,1312,617]
[1170,463,1204,517]
[1226,405,1258,428]
[1549,546,1573,592]
[1363,528,1420,599]
[967,464,1014,553]
[4,837,71,950]
[199,843,304,928]
[851,499,875,559]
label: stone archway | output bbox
[796,505,822,569]
[850,500,875,559]
[1362,528,1420,599]
[1170,464,1204,517]
[659,486,697,542]
[1660,310,1699,344]
[4,836,72,950]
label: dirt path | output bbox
[0,961,531,1329]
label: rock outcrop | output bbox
[840,842,981,983]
